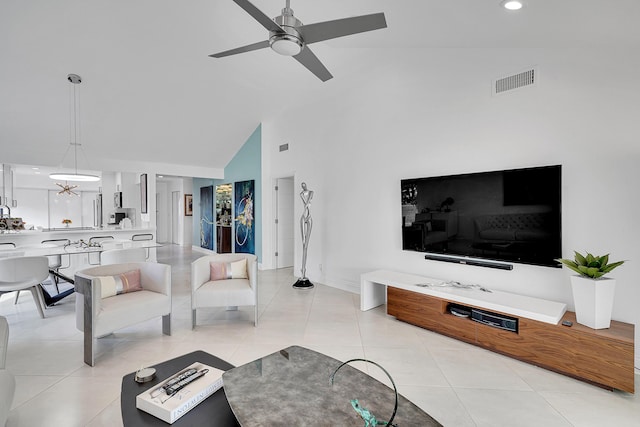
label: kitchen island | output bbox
[0,226,157,268]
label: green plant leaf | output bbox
[557,260,582,275]
[587,260,601,268]
[559,251,625,278]
[586,267,601,278]
[556,259,576,268]
[602,260,625,273]
[586,253,595,264]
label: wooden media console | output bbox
[361,270,635,393]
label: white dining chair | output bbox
[41,239,71,293]
[0,256,49,318]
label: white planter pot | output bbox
[570,275,616,329]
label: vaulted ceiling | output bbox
[2,0,639,176]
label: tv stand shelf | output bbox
[361,270,635,393]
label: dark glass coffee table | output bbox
[120,350,239,426]
[223,346,442,426]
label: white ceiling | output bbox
[2,0,639,176]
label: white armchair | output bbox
[74,262,172,366]
[191,253,257,328]
[0,316,15,427]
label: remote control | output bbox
[150,368,198,398]
[165,369,209,396]
[163,368,198,391]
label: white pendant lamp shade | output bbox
[49,74,100,183]
[50,171,100,182]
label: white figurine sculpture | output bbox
[294,182,314,289]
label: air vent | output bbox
[493,68,536,95]
[279,143,289,152]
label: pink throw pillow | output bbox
[98,269,143,299]
[210,262,229,281]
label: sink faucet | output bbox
[0,204,10,218]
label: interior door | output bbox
[171,191,180,244]
[275,177,294,268]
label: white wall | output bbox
[262,48,640,361]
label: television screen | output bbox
[401,165,561,268]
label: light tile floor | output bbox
[1,245,638,426]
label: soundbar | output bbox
[424,253,513,270]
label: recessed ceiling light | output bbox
[501,0,524,10]
[32,167,39,170]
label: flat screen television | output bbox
[401,165,562,268]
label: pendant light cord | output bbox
[73,79,79,174]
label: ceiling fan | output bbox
[210,0,387,82]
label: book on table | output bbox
[136,362,224,424]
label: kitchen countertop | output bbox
[0,227,155,243]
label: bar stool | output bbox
[88,236,114,264]
[131,234,153,259]
[100,247,147,265]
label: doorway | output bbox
[216,183,232,253]
[275,177,294,269]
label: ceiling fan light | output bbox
[270,34,303,56]
[501,0,524,10]
[49,173,101,182]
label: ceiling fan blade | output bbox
[210,40,270,58]
[232,0,283,33]
[299,13,387,44]
[293,47,333,82]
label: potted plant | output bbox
[556,251,625,329]
[62,218,72,228]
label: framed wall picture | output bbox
[185,194,193,216]
[140,173,148,214]
[114,191,122,208]
[200,186,214,250]
[234,180,255,254]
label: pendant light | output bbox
[49,74,100,182]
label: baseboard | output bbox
[192,246,215,255]
[190,246,263,269]
[314,275,359,295]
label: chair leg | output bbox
[191,309,196,330]
[29,287,45,319]
[52,269,60,294]
[85,334,95,367]
[162,314,171,336]
[14,291,20,304]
